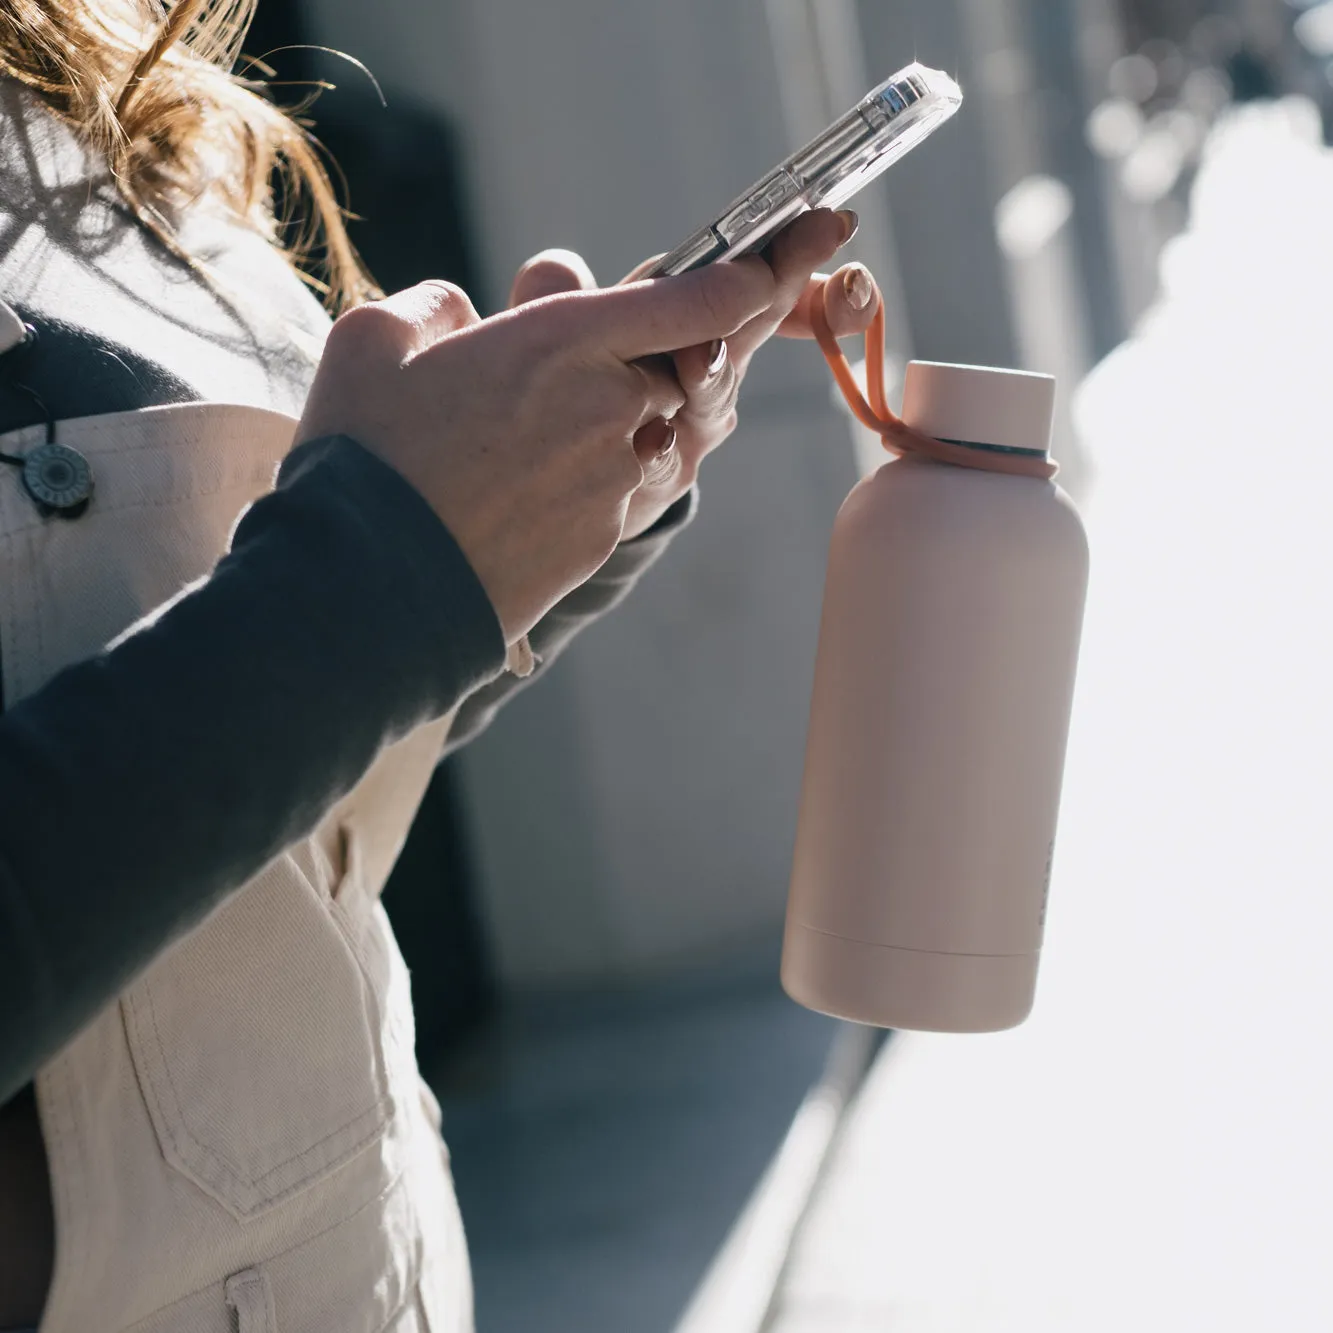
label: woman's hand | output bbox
[296,262,776,642]
[509,208,884,539]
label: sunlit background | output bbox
[241,1,1333,1329]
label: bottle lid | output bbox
[902,361,1055,456]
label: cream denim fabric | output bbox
[0,388,470,1332]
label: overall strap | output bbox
[0,298,93,514]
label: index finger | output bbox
[565,258,776,361]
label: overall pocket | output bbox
[122,826,393,1220]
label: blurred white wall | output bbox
[300,0,863,986]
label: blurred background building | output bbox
[239,1,1333,1329]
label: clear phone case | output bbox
[647,63,962,278]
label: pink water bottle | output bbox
[783,361,1089,1032]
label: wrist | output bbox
[619,487,698,544]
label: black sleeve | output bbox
[0,435,505,1103]
[443,489,697,755]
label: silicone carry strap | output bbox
[809,280,1059,482]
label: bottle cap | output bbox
[902,361,1055,456]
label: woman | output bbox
[0,1,880,1328]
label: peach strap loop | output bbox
[809,279,1059,481]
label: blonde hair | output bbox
[0,0,380,311]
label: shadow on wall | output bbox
[308,86,490,306]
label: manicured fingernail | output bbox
[706,339,728,376]
[836,209,860,245]
[843,263,874,311]
[656,420,678,457]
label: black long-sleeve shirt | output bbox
[0,432,500,1104]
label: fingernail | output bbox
[656,419,678,457]
[843,263,874,311]
[836,209,860,245]
[706,339,728,376]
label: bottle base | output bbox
[781,921,1039,1033]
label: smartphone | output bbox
[644,62,962,279]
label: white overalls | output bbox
[0,308,474,1331]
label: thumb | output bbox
[510,248,598,307]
